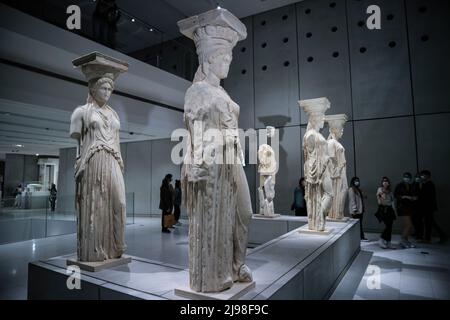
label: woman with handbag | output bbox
[159,174,174,233]
[376,177,396,249]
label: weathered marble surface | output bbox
[299,98,333,232]
[325,114,349,220]
[70,52,128,262]
[258,175,276,216]
[67,255,132,272]
[257,126,277,216]
[178,8,253,293]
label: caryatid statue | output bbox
[178,8,253,293]
[69,52,128,262]
[325,114,349,220]
[258,126,277,216]
[299,98,333,232]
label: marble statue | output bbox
[178,8,253,293]
[257,126,277,216]
[299,98,333,232]
[258,126,277,177]
[258,175,275,216]
[325,114,349,220]
[69,52,128,262]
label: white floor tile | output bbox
[331,233,450,300]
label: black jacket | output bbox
[159,183,174,212]
[174,187,182,206]
[419,181,438,212]
[394,182,417,214]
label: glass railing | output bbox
[0,192,135,244]
[0,0,198,81]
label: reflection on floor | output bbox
[330,233,450,300]
[0,207,134,245]
[0,217,189,300]
[1,218,449,300]
[0,208,75,221]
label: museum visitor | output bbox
[348,177,368,241]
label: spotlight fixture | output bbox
[131,18,135,22]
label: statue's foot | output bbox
[237,264,253,282]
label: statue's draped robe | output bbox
[182,81,252,292]
[70,101,126,262]
[327,138,348,219]
[303,129,330,231]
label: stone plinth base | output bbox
[253,214,281,219]
[175,281,256,300]
[28,219,360,300]
[67,255,132,272]
[297,225,334,235]
[326,216,350,223]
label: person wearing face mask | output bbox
[394,172,418,248]
[411,174,424,240]
[376,177,396,249]
[348,177,368,241]
[419,170,447,244]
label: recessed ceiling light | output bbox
[149,28,153,32]
[131,18,135,22]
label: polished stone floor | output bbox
[0,217,189,299]
[1,217,449,300]
[331,235,450,300]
